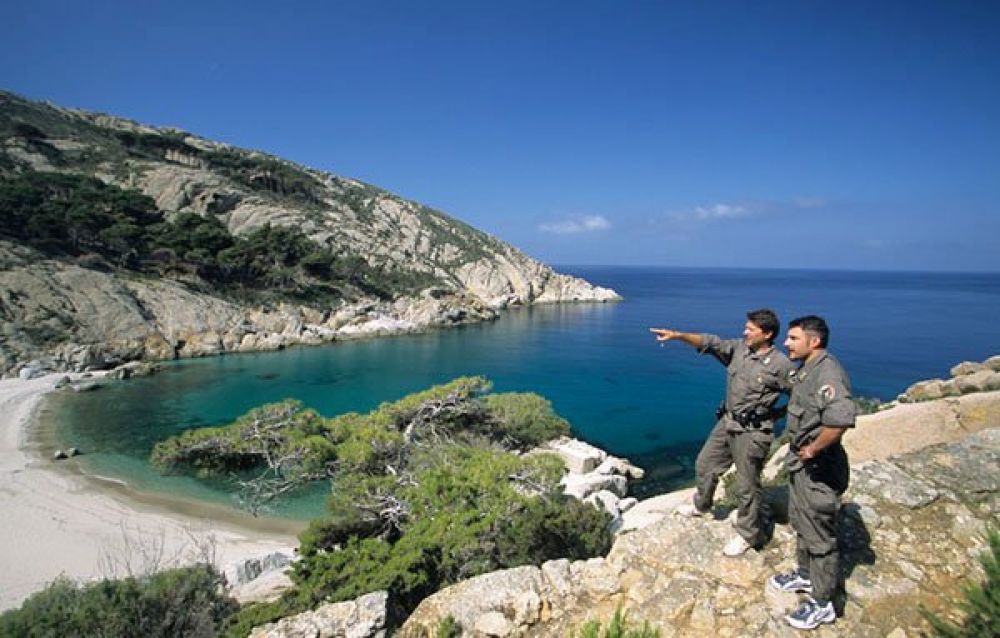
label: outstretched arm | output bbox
[649,328,704,349]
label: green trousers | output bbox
[788,445,849,602]
[693,418,772,546]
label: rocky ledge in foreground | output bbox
[398,427,999,637]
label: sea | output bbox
[43,266,1000,520]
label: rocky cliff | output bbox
[398,426,999,637]
[0,91,619,375]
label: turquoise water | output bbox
[48,266,1000,516]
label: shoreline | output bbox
[0,374,299,612]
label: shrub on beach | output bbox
[0,565,236,638]
[152,377,611,635]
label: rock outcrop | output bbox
[899,354,1000,402]
[399,428,999,637]
[249,591,389,638]
[0,91,620,376]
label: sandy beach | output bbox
[0,373,299,612]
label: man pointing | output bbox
[650,309,793,556]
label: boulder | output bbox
[594,457,646,480]
[249,590,387,638]
[985,355,1000,372]
[18,366,45,380]
[561,473,628,500]
[224,549,295,587]
[903,379,946,402]
[954,369,995,394]
[950,361,986,377]
[585,490,622,518]
[543,437,606,474]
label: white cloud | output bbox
[692,203,751,220]
[670,202,754,224]
[670,197,828,226]
[539,215,611,235]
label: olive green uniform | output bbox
[693,334,794,546]
[785,351,855,602]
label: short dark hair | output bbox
[746,308,780,341]
[789,315,829,348]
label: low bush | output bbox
[0,565,237,638]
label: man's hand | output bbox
[649,328,680,342]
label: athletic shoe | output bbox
[768,569,813,594]
[722,534,752,556]
[785,598,836,630]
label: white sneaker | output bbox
[722,535,751,557]
[675,502,705,517]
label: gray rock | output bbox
[249,590,387,638]
[950,361,987,377]
[618,497,638,513]
[954,369,995,394]
[850,460,940,509]
[561,473,628,500]
[904,379,946,402]
[224,550,295,587]
[18,366,45,380]
[985,355,1000,372]
[474,611,514,636]
[585,490,621,518]
[53,449,68,460]
[543,437,606,474]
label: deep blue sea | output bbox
[46,267,1000,517]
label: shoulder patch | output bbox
[819,384,836,402]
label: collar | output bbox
[799,350,829,376]
[748,343,775,360]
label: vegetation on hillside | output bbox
[152,377,612,633]
[578,607,661,638]
[0,170,435,301]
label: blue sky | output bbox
[2,1,998,271]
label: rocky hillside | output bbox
[399,421,1000,637]
[0,90,619,376]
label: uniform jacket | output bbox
[785,351,856,474]
[698,334,795,433]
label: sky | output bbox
[2,1,999,272]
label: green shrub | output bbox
[921,526,1000,637]
[435,615,462,638]
[0,565,237,638]
[578,607,660,638]
[483,392,571,448]
[149,379,612,633]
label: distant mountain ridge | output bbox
[0,90,619,375]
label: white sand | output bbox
[0,373,298,612]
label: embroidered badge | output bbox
[819,384,836,402]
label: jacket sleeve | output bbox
[697,334,738,366]
[817,372,856,428]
